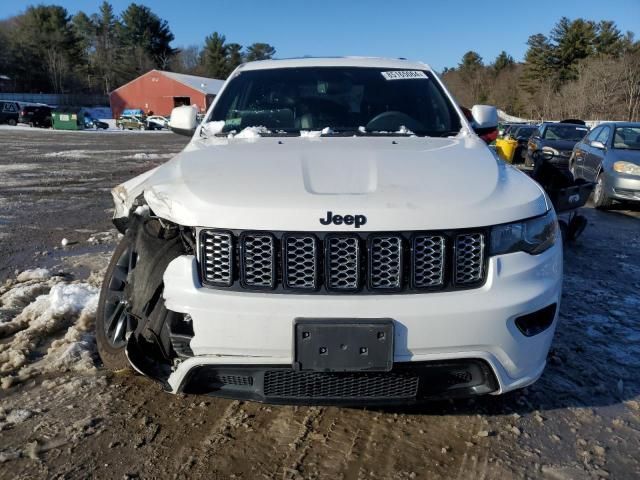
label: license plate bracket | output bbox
[293,319,394,372]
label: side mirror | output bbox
[471,105,498,130]
[591,140,605,150]
[169,105,198,137]
[470,105,498,144]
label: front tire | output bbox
[593,173,613,209]
[96,237,136,370]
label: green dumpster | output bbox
[52,109,84,130]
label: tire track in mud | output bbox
[174,400,245,477]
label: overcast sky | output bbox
[2,0,639,70]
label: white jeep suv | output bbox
[97,57,562,405]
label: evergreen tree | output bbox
[120,3,176,74]
[595,20,623,57]
[227,43,244,73]
[202,32,228,78]
[245,43,276,61]
[493,51,514,74]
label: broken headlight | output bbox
[490,210,558,256]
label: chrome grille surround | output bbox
[369,235,403,290]
[412,234,446,288]
[283,234,319,290]
[326,235,361,291]
[240,233,276,288]
[454,233,485,285]
[198,229,487,294]
[200,230,233,286]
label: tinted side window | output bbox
[596,126,610,145]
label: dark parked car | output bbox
[83,113,109,130]
[18,105,53,128]
[508,125,537,164]
[500,123,524,138]
[571,122,640,208]
[0,100,19,125]
[526,121,589,169]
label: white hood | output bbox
[116,134,548,231]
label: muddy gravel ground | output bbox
[0,128,639,480]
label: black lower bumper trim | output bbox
[179,359,499,405]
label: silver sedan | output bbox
[571,122,640,208]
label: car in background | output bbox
[146,115,168,130]
[571,122,640,208]
[526,121,589,169]
[18,105,53,128]
[117,115,146,130]
[83,113,109,130]
[0,100,19,125]
[500,123,524,138]
[508,125,537,164]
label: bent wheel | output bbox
[96,236,137,370]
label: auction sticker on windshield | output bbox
[381,70,428,80]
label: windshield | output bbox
[514,127,535,138]
[613,127,640,150]
[543,124,588,142]
[208,67,462,137]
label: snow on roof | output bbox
[158,71,225,95]
[239,57,432,72]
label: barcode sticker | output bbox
[381,70,428,80]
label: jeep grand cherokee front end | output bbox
[97,57,562,405]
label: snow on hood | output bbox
[117,134,548,231]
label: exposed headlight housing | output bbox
[613,161,640,176]
[490,210,558,256]
[541,146,559,160]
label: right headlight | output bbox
[613,161,640,176]
[490,210,558,256]
[541,146,559,160]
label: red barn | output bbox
[109,70,225,119]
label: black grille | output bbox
[201,231,233,286]
[454,233,484,284]
[263,370,418,399]
[369,235,403,290]
[240,233,275,288]
[198,229,488,294]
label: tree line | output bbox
[442,17,640,121]
[0,2,276,95]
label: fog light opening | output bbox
[515,304,557,337]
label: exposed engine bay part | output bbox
[96,205,195,384]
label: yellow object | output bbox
[495,138,518,163]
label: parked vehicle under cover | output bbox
[571,122,640,208]
[97,57,563,405]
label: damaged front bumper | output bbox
[123,241,562,405]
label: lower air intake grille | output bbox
[263,370,419,399]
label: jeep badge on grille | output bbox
[320,211,367,228]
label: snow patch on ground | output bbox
[0,271,100,389]
[124,152,175,160]
[15,269,51,283]
[43,150,92,159]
